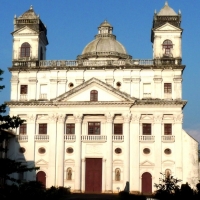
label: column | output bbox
[56,114,65,186]
[29,78,37,100]
[130,114,140,192]
[131,77,140,98]
[48,114,57,187]
[153,77,162,99]
[105,112,113,193]
[27,114,36,181]
[74,114,82,192]
[123,113,131,191]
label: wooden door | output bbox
[85,158,102,193]
[142,172,152,194]
[36,171,46,187]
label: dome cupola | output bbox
[77,20,132,60]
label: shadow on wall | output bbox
[5,132,40,186]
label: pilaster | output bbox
[74,113,83,192]
[123,113,131,191]
[56,114,65,186]
[105,112,113,193]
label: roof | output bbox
[99,20,112,27]
[18,5,38,19]
[157,2,177,16]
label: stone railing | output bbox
[12,58,183,68]
[139,135,155,142]
[112,135,124,142]
[64,134,76,142]
[20,94,28,101]
[81,135,107,142]
[162,135,175,142]
[39,93,47,99]
[143,93,151,98]
[16,135,28,142]
[35,134,49,142]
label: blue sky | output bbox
[0,0,199,144]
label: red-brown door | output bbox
[142,172,152,194]
[36,171,46,187]
[85,158,102,193]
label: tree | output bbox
[0,69,39,184]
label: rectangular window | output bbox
[39,123,47,134]
[164,83,172,93]
[19,124,27,135]
[164,124,172,135]
[66,124,75,134]
[40,84,47,99]
[143,83,151,97]
[88,122,100,135]
[20,85,28,94]
[142,123,151,135]
[114,124,123,135]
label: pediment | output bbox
[53,78,135,102]
[162,160,175,165]
[140,114,153,120]
[65,159,75,164]
[113,159,123,164]
[36,159,48,165]
[12,26,38,35]
[140,160,154,166]
[155,23,182,31]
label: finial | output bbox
[37,14,40,18]
[178,9,181,14]
[14,14,16,18]
[154,9,157,14]
[30,5,33,10]
[165,1,168,6]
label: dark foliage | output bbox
[0,181,71,200]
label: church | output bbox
[7,2,199,194]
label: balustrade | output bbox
[20,94,27,101]
[35,134,49,142]
[16,135,28,142]
[162,135,175,142]
[81,135,107,142]
[64,134,76,142]
[112,135,124,142]
[139,135,155,142]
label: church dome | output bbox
[77,20,132,60]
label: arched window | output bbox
[165,169,171,178]
[67,167,72,180]
[90,90,98,101]
[21,42,31,57]
[40,47,43,60]
[162,40,173,57]
[115,168,121,181]
[36,171,46,187]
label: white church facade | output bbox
[7,3,199,194]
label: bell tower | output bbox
[151,2,182,64]
[12,6,48,62]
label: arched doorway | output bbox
[36,171,46,187]
[142,172,152,194]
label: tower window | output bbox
[162,40,173,56]
[90,90,98,101]
[164,83,172,93]
[20,85,28,94]
[40,47,43,60]
[21,42,31,57]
